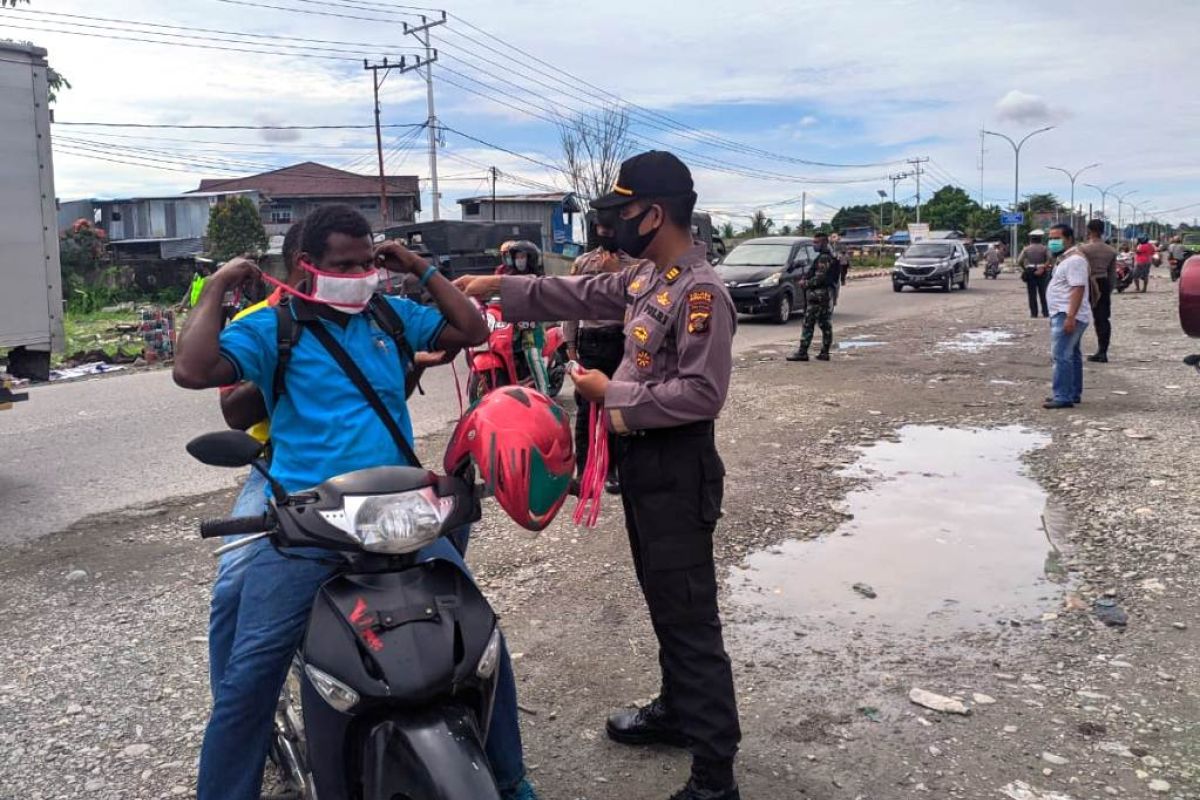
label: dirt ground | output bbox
[1,273,1197,800]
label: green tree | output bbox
[965,205,1004,239]
[797,219,816,235]
[778,224,793,236]
[59,219,107,278]
[922,185,977,231]
[748,209,774,236]
[206,196,267,262]
[831,204,875,230]
[720,221,735,240]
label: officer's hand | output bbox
[213,256,259,288]
[414,350,452,368]
[570,367,609,403]
[454,275,502,298]
[374,240,427,275]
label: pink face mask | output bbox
[263,260,380,313]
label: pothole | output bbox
[729,425,1062,644]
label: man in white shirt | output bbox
[1044,223,1092,409]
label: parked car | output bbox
[716,236,814,324]
[892,240,971,292]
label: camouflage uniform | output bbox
[794,248,838,358]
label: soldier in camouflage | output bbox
[787,230,837,361]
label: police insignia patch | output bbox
[664,266,682,284]
[687,289,714,335]
[655,290,671,307]
[629,278,644,293]
[635,350,652,369]
[632,325,649,345]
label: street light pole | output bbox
[1115,189,1138,247]
[1046,163,1100,230]
[1083,180,1125,232]
[984,126,1055,265]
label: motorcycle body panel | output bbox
[359,707,501,800]
[1178,256,1200,337]
[302,560,500,800]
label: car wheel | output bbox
[958,267,969,290]
[943,273,953,292]
[892,281,903,293]
[772,291,793,325]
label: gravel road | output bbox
[1,272,1197,799]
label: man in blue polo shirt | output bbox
[173,205,537,800]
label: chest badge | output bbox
[655,290,671,308]
[629,277,645,294]
[635,350,652,369]
[631,325,650,345]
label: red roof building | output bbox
[194,162,420,234]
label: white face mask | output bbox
[514,255,528,272]
[293,260,380,314]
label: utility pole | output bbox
[801,190,807,234]
[983,126,1054,268]
[978,129,985,207]
[490,166,498,221]
[888,172,909,229]
[1115,189,1138,247]
[403,12,446,220]
[907,157,929,223]
[365,55,433,227]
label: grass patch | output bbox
[58,309,148,367]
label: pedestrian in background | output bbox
[1043,224,1091,409]
[564,213,631,494]
[1078,220,1117,363]
[1017,229,1051,318]
[787,230,838,361]
[1134,236,1154,293]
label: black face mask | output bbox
[614,206,659,258]
[596,232,619,253]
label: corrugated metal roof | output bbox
[193,162,419,199]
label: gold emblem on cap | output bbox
[613,183,634,196]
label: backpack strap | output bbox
[367,293,425,398]
[273,297,302,400]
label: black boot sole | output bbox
[605,720,691,749]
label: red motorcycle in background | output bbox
[465,298,568,404]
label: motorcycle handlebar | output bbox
[200,513,274,539]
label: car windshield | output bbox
[721,243,793,267]
[904,244,954,258]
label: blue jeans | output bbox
[202,481,527,800]
[1050,313,1089,404]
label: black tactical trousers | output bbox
[1025,269,1051,317]
[1092,277,1113,354]
[615,422,741,767]
[574,327,625,478]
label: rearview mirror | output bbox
[187,431,265,468]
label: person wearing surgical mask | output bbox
[171,205,542,800]
[1043,223,1091,410]
[495,240,544,277]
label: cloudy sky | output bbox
[4,0,1199,227]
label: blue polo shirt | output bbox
[218,297,446,493]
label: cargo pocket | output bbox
[699,449,725,526]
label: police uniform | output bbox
[499,151,741,798]
[790,242,838,360]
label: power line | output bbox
[55,121,424,130]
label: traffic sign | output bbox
[1001,212,1025,226]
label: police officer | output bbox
[787,230,837,361]
[455,150,742,800]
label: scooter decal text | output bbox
[349,597,384,652]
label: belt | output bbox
[620,420,714,440]
[578,325,624,338]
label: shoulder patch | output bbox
[687,289,714,335]
[664,266,682,284]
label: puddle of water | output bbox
[990,379,1017,386]
[838,341,886,350]
[936,329,1016,353]
[730,425,1057,640]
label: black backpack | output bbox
[271,294,423,402]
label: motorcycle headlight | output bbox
[322,489,454,554]
[761,271,782,288]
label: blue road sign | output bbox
[1001,212,1025,226]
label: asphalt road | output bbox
[0,274,1008,545]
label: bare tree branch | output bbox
[557,106,632,201]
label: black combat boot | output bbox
[606,697,689,748]
[667,758,740,800]
[786,349,809,362]
[816,349,831,361]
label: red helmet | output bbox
[444,386,575,531]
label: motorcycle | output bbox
[984,258,1002,279]
[465,298,568,404]
[188,430,505,800]
[1115,253,1135,293]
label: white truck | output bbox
[1,41,64,404]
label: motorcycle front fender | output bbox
[542,326,566,356]
[360,705,501,800]
[470,351,508,377]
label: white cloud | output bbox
[993,90,1058,126]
